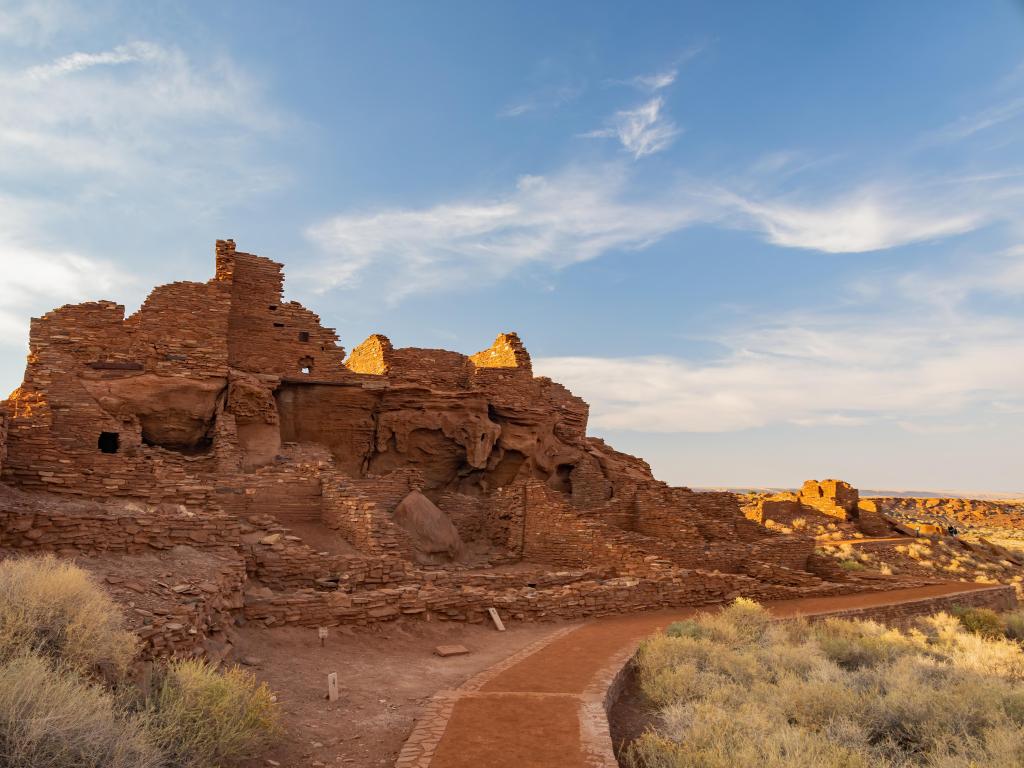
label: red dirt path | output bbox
[825,536,910,546]
[424,582,999,768]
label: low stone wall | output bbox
[810,583,1017,627]
[242,567,878,629]
[243,536,413,591]
[0,503,242,553]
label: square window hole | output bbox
[98,432,119,454]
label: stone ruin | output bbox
[0,241,943,661]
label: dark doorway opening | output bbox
[98,432,120,454]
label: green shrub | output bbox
[839,559,866,571]
[0,653,160,768]
[951,606,1005,639]
[143,658,280,768]
[0,555,136,674]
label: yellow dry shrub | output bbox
[143,658,281,768]
[0,555,136,674]
[0,654,160,768]
[626,601,1024,767]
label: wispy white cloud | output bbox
[0,41,286,193]
[628,68,677,92]
[715,186,987,253]
[498,84,583,118]
[610,46,705,92]
[535,260,1024,433]
[304,164,703,298]
[582,96,681,158]
[928,96,1024,143]
[23,41,164,81]
[306,158,1024,299]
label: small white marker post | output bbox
[487,607,506,632]
[318,626,328,647]
[327,672,339,702]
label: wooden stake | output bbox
[487,607,506,632]
[327,672,339,702]
[318,626,328,647]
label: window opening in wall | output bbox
[298,331,310,342]
[98,432,119,454]
[268,305,278,310]
[299,356,314,375]
[273,322,285,328]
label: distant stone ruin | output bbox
[0,241,946,661]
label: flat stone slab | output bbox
[434,644,470,658]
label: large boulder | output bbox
[392,491,464,564]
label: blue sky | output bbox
[2,1,1024,493]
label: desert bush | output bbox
[0,653,160,768]
[951,606,1005,638]
[839,559,866,571]
[143,658,280,768]
[665,619,701,639]
[814,617,919,669]
[0,555,136,674]
[0,555,280,768]
[1002,610,1024,641]
[625,600,1024,767]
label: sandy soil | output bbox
[234,618,574,767]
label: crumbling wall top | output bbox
[345,334,394,376]
[470,332,532,372]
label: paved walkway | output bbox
[397,582,1003,768]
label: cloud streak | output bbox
[0,41,286,192]
[582,97,681,158]
[305,165,703,298]
[716,186,988,253]
[23,41,165,81]
[627,68,677,92]
[498,84,583,118]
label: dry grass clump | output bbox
[143,659,280,768]
[0,554,137,674]
[0,555,280,768]
[626,598,1024,767]
[0,654,160,768]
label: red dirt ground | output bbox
[233,618,575,767]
